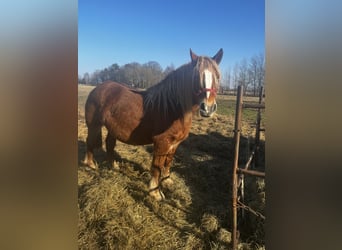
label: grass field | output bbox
[78,84,265,249]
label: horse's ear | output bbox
[212,48,223,64]
[190,49,198,63]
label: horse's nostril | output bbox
[200,102,205,110]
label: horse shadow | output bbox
[78,139,148,174]
[172,132,235,227]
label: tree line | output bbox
[79,53,265,96]
[79,61,175,89]
[221,53,265,96]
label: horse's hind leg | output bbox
[105,133,118,169]
[83,125,102,169]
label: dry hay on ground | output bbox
[78,85,265,249]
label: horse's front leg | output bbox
[160,145,178,189]
[149,154,166,201]
[149,143,180,200]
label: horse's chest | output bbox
[169,121,191,142]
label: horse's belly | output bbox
[109,122,153,146]
[121,136,153,146]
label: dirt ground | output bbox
[78,85,265,249]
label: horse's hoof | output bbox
[87,163,98,170]
[112,161,120,170]
[82,160,98,170]
[149,188,165,201]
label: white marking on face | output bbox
[204,69,213,99]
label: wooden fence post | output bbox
[232,85,243,249]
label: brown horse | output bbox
[83,49,223,200]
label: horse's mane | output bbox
[143,56,220,117]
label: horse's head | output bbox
[191,48,223,117]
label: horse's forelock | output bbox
[193,56,221,90]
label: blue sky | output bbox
[78,0,264,76]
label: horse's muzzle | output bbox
[199,102,217,117]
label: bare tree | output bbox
[249,55,258,96]
[121,62,141,87]
[256,53,265,92]
[221,67,232,93]
[227,54,264,96]
[247,53,265,95]
[78,75,84,84]
[163,63,175,77]
[108,63,120,82]
[141,61,163,88]
[232,62,240,94]
[238,58,250,94]
[83,72,90,85]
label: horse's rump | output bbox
[85,81,152,145]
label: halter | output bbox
[194,88,217,96]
